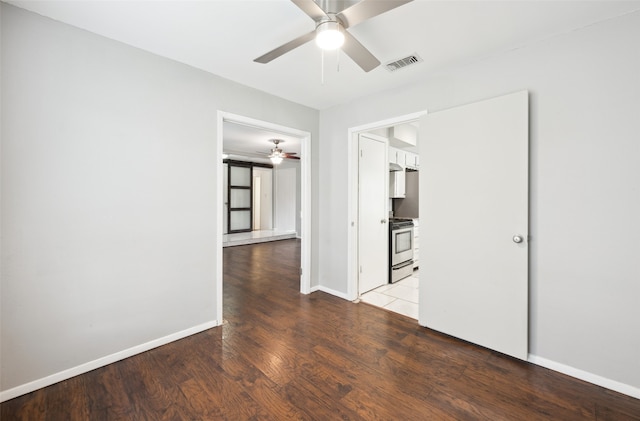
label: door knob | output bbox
[513,235,524,243]
[381,219,387,224]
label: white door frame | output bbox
[347,110,427,301]
[216,111,312,323]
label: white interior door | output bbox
[418,91,529,360]
[358,134,389,294]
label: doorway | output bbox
[216,111,312,323]
[347,111,426,302]
[348,91,529,361]
[350,118,423,320]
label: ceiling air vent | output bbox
[385,54,423,72]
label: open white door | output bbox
[418,91,529,360]
[358,134,389,294]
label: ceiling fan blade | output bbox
[285,155,301,160]
[291,0,328,22]
[337,0,413,29]
[254,31,316,64]
[341,30,380,72]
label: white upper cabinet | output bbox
[388,147,406,169]
[389,170,406,198]
[405,151,419,169]
[389,147,406,198]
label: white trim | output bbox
[300,120,312,295]
[316,285,351,300]
[347,110,428,301]
[0,320,220,403]
[217,111,312,296]
[347,111,427,135]
[528,354,640,399]
[216,111,225,323]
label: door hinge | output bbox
[360,150,363,157]
[300,267,303,276]
[360,265,363,274]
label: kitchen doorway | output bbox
[216,111,312,323]
[347,111,425,303]
[348,113,424,320]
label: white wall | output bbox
[318,11,640,392]
[253,167,273,231]
[274,160,301,236]
[274,164,297,233]
[0,3,318,397]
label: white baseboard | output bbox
[0,319,220,403]
[315,285,350,300]
[528,354,640,399]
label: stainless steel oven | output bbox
[390,219,414,283]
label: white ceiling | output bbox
[10,0,640,111]
[223,121,302,164]
[9,0,640,155]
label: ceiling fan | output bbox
[254,0,413,72]
[267,139,300,165]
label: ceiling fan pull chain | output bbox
[321,49,325,85]
[337,48,340,73]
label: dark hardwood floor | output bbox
[2,238,639,420]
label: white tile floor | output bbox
[223,229,297,247]
[360,270,419,320]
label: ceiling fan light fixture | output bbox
[269,140,284,165]
[315,20,344,50]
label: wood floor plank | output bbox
[43,376,90,421]
[1,389,46,420]
[2,239,640,420]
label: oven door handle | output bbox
[391,227,413,234]
[392,260,414,270]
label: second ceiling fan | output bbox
[267,139,299,165]
[254,0,413,72]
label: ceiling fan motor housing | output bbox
[315,0,359,15]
